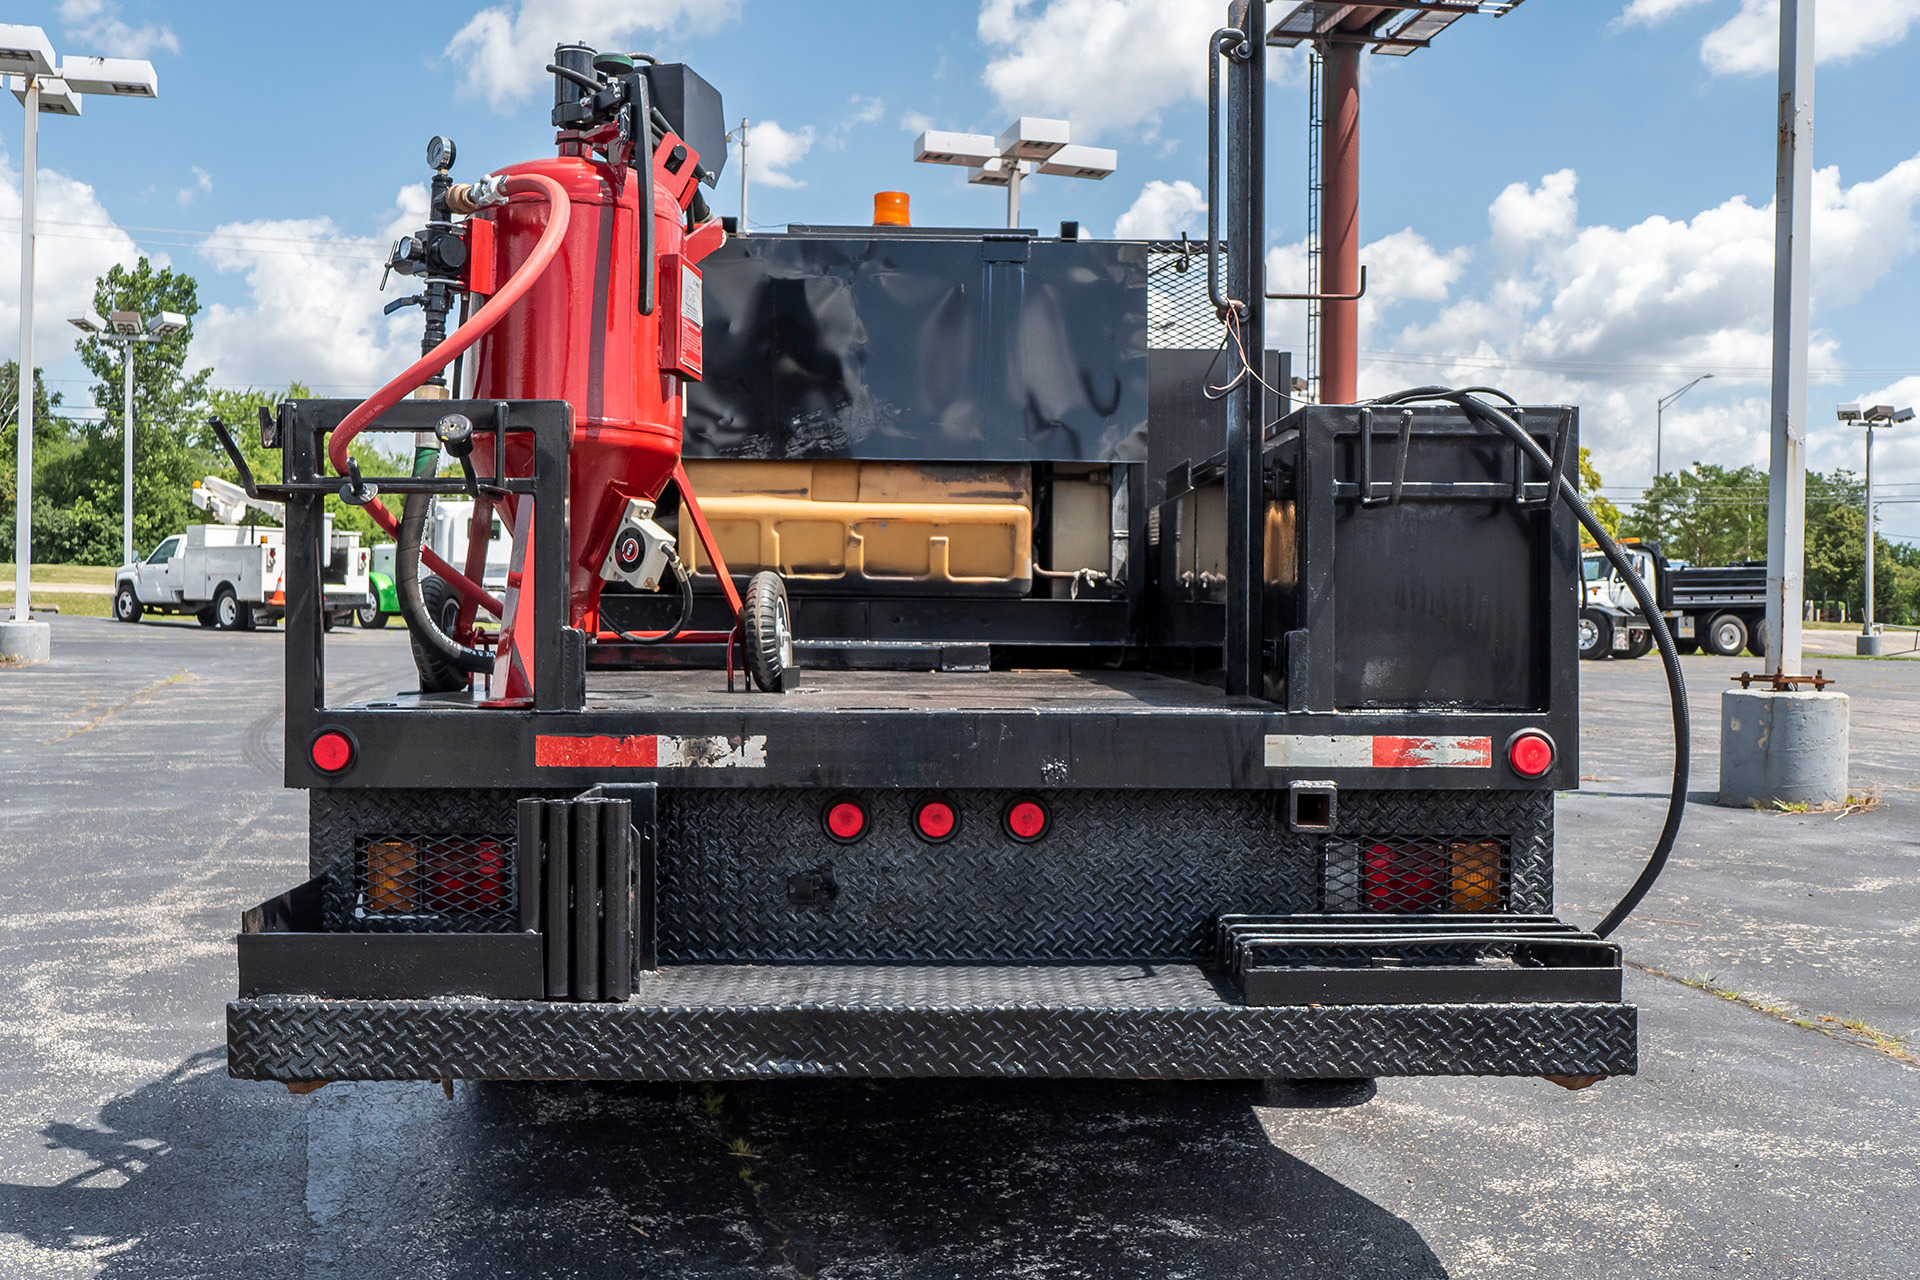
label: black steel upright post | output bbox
[1224,0,1266,697]
[284,405,323,774]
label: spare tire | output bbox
[407,574,471,693]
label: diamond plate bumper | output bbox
[227,964,1636,1082]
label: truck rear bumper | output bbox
[226,963,1636,1082]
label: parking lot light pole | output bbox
[1839,403,1913,655]
[69,310,184,564]
[1655,373,1712,481]
[1,25,158,660]
[912,120,1116,230]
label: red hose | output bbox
[329,173,569,474]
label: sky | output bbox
[6,0,1920,540]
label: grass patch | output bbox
[27,592,113,619]
[1632,961,1918,1067]
[1757,788,1883,817]
[0,562,117,586]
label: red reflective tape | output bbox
[1371,736,1493,768]
[534,734,659,768]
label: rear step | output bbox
[1217,914,1622,1006]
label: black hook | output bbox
[339,457,379,506]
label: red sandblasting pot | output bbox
[468,155,688,630]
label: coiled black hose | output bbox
[609,554,694,645]
[1366,385,1690,938]
[396,442,493,675]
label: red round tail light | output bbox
[1507,730,1555,778]
[310,728,356,774]
[824,798,868,843]
[914,798,958,842]
[1003,798,1049,843]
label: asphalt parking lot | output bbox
[2,617,1916,1278]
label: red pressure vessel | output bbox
[467,154,687,631]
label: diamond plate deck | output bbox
[227,963,1636,1082]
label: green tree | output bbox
[0,362,72,562]
[1621,463,1768,565]
[32,259,214,562]
[1577,447,1621,535]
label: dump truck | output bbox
[1579,540,1767,660]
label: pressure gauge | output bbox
[426,135,457,172]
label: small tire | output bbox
[114,583,143,623]
[356,605,390,629]
[407,574,471,694]
[743,570,794,693]
[213,586,246,632]
[1578,609,1613,660]
[1703,611,1748,657]
[1745,616,1767,662]
[1622,630,1654,660]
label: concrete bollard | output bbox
[1718,689,1849,808]
[0,619,51,664]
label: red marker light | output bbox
[824,799,867,842]
[1507,731,1555,778]
[1004,798,1048,842]
[914,799,958,842]
[310,729,355,774]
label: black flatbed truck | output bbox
[226,14,1652,1089]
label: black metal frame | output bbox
[260,398,576,761]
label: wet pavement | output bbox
[0,617,1915,1278]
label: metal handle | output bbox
[1266,264,1369,302]
[1357,407,1414,508]
[1206,26,1251,321]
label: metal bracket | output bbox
[1357,406,1413,508]
[1266,264,1368,302]
[1733,669,1835,691]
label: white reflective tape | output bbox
[1264,735,1372,768]
[1264,734,1493,769]
[656,734,768,769]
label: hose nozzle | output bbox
[447,173,511,216]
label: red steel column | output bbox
[1320,41,1361,404]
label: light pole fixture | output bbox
[1655,373,1713,480]
[1269,2,1528,405]
[1839,402,1913,655]
[69,309,186,565]
[913,118,1116,229]
[1,23,158,646]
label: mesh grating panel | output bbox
[348,833,519,932]
[1321,838,1509,914]
[1147,241,1228,351]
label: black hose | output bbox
[609,555,694,645]
[1366,385,1690,939]
[396,443,493,674]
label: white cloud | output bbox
[59,0,179,58]
[176,166,212,208]
[900,111,936,134]
[977,0,1302,141]
[1700,0,1920,76]
[1293,156,1920,487]
[0,154,150,376]
[745,121,815,189]
[1616,0,1713,26]
[192,187,428,394]
[1113,179,1205,240]
[445,0,741,111]
[848,96,885,126]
